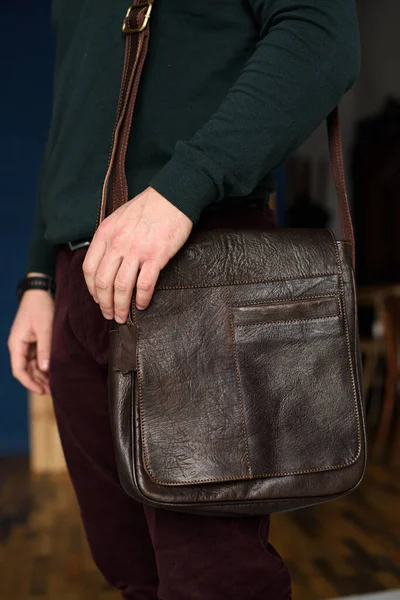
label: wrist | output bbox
[149,153,219,224]
[26,272,52,279]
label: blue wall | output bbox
[0,1,53,454]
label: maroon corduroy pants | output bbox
[49,205,292,600]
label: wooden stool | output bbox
[29,393,66,474]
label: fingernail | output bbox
[115,315,124,324]
[136,305,146,311]
[41,359,49,371]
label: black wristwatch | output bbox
[17,276,56,302]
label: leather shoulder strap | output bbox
[327,109,355,265]
[98,1,154,226]
[99,0,355,268]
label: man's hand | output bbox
[83,187,193,323]
[8,289,54,395]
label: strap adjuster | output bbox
[122,2,152,34]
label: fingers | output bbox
[135,259,161,310]
[36,325,53,373]
[82,227,107,301]
[28,359,51,395]
[113,258,140,324]
[92,250,124,319]
[9,340,44,394]
[83,220,129,319]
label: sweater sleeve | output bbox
[150,0,360,223]
[25,202,57,278]
[26,146,57,278]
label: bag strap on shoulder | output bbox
[99,0,355,267]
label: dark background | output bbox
[0,1,53,453]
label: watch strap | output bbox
[17,276,56,301]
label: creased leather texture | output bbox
[105,0,366,516]
[108,228,366,516]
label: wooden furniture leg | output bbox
[29,393,66,474]
[373,296,399,459]
[374,376,397,458]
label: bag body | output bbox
[102,1,366,516]
[109,228,366,516]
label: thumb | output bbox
[36,325,53,372]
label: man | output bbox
[8,1,360,598]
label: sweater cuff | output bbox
[26,240,57,279]
[149,152,219,224]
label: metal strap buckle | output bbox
[68,240,91,251]
[122,2,152,34]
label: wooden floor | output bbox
[271,465,400,599]
[0,457,399,600]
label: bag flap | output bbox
[155,228,340,289]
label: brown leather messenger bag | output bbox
[101,0,367,516]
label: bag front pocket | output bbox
[231,294,361,477]
[232,295,340,326]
